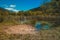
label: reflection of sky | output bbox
[0,0,51,11]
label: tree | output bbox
[17,11,24,16]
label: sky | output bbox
[0,0,51,12]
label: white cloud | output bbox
[2,4,16,8]
[10,5,16,8]
[5,8,19,12]
[5,8,13,10]
[4,4,19,12]
[12,9,19,12]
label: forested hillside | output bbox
[30,0,60,15]
[0,0,60,26]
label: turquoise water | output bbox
[35,22,42,30]
[35,22,50,30]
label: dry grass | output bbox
[0,24,60,40]
[4,24,37,34]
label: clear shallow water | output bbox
[35,22,42,30]
[35,22,50,30]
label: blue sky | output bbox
[0,0,51,12]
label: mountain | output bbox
[29,0,60,15]
[0,7,8,12]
